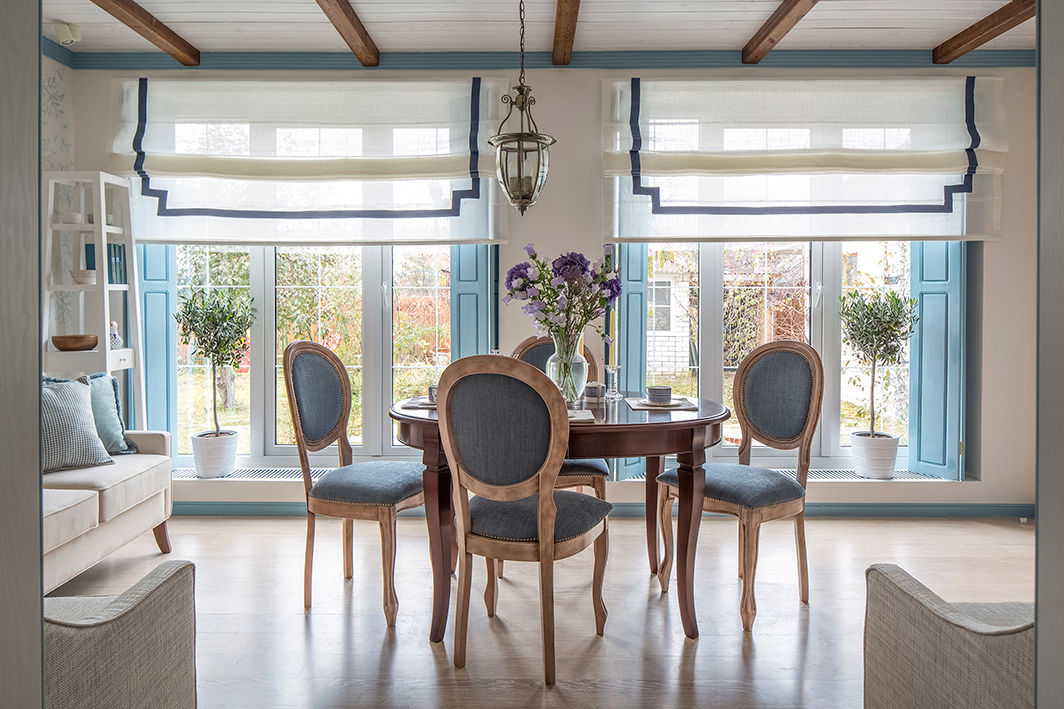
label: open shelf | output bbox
[48,283,129,292]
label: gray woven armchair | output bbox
[864,563,1033,709]
[44,560,196,709]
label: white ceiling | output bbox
[41,0,1036,54]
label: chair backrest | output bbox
[732,340,824,485]
[282,340,353,493]
[512,335,600,383]
[438,355,569,502]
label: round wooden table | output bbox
[389,394,730,641]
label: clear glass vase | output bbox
[546,331,588,407]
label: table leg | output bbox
[422,427,453,644]
[645,455,665,575]
[675,427,707,639]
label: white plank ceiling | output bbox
[41,0,1036,54]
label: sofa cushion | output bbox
[43,373,136,455]
[43,454,171,522]
[43,489,99,554]
[41,377,114,473]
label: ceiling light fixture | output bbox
[54,22,81,47]
[488,0,556,216]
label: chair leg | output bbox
[379,509,399,627]
[454,550,473,669]
[152,521,171,554]
[592,475,607,501]
[539,559,556,686]
[794,511,809,603]
[496,559,504,578]
[304,513,316,611]
[342,518,353,580]
[657,484,674,593]
[738,518,746,580]
[592,526,608,635]
[740,514,761,631]
[484,555,498,618]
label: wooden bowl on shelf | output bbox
[51,335,98,351]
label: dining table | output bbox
[389,393,731,641]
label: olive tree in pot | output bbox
[175,289,256,478]
[840,290,918,479]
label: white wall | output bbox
[69,64,1037,506]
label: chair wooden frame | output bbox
[283,340,424,625]
[657,340,824,631]
[437,355,608,685]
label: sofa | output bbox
[42,430,173,593]
[864,563,1034,709]
[44,559,196,709]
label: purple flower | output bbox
[524,243,537,258]
[603,243,614,258]
[601,274,622,304]
[505,261,532,292]
[557,294,568,309]
[527,286,539,298]
[502,294,513,304]
[550,276,565,288]
[522,300,545,315]
[552,252,592,282]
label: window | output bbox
[649,279,672,331]
[647,245,698,399]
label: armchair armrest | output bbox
[125,430,172,457]
[864,563,1033,709]
[44,560,196,709]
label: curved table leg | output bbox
[675,428,707,639]
[422,426,453,644]
[645,456,665,575]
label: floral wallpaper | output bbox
[42,56,77,336]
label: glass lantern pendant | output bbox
[488,0,556,216]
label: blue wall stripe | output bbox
[40,39,1035,71]
[173,500,1035,518]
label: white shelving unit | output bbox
[42,171,146,425]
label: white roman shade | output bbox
[603,77,1006,242]
[111,78,505,245]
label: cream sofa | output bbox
[42,430,173,593]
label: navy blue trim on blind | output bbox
[627,76,982,216]
[133,76,484,220]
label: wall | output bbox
[69,63,1037,506]
[0,0,43,704]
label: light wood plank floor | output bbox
[53,516,1034,708]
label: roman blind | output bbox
[111,77,505,245]
[603,77,1006,242]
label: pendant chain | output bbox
[518,0,526,87]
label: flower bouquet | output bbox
[504,243,622,405]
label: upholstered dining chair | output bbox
[657,340,824,631]
[283,340,425,625]
[437,355,612,685]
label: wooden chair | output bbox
[512,334,600,384]
[283,340,425,625]
[438,355,611,685]
[657,340,823,631]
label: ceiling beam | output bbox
[89,0,199,66]
[552,0,581,66]
[315,0,379,67]
[742,0,819,65]
[932,0,1035,64]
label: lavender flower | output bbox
[524,243,537,258]
[552,252,592,282]
[601,274,622,304]
[505,261,532,292]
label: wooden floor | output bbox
[53,516,1035,708]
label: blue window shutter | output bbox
[137,244,178,436]
[908,241,965,479]
[616,243,648,480]
[450,244,498,359]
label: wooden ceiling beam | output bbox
[552,0,581,66]
[742,0,819,65]
[315,0,379,67]
[89,0,199,66]
[932,0,1035,64]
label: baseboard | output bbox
[173,501,1035,518]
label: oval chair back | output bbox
[512,335,600,384]
[282,340,353,495]
[733,340,824,486]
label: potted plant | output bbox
[175,289,256,478]
[840,290,918,479]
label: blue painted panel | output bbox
[616,243,649,480]
[137,245,178,437]
[908,242,965,479]
[449,244,497,360]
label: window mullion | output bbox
[820,241,844,458]
[700,242,724,461]
[361,246,386,457]
[808,242,827,458]
[250,246,270,460]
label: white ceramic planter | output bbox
[191,430,238,479]
[851,431,900,479]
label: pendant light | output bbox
[488,0,556,216]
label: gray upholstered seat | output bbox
[559,458,609,477]
[309,460,424,506]
[517,341,555,372]
[469,489,612,543]
[657,463,805,509]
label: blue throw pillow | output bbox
[42,373,136,455]
[41,377,114,473]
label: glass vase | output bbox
[546,331,588,407]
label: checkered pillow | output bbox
[42,377,114,473]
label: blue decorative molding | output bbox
[174,500,1035,518]
[39,39,1035,71]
